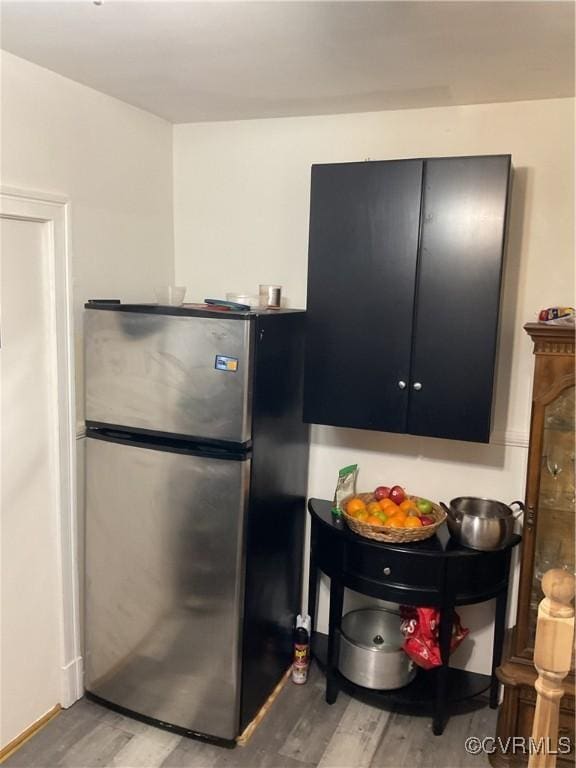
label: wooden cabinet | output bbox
[303,154,512,443]
[493,323,575,767]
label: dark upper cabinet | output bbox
[304,160,423,434]
[303,155,512,443]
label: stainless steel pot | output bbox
[338,608,416,690]
[441,497,524,551]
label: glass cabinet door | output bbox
[528,385,575,647]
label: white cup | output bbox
[154,286,186,306]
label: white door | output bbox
[0,193,80,751]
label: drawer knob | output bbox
[383,567,391,576]
[398,380,407,390]
[413,382,422,391]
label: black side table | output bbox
[308,498,521,735]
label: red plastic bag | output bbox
[399,606,469,670]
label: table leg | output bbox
[490,553,511,708]
[326,577,344,705]
[307,523,319,631]
[433,605,454,736]
[490,591,507,708]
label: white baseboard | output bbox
[60,656,83,708]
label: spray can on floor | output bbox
[292,614,311,684]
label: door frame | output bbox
[0,186,82,707]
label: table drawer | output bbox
[345,544,444,591]
[447,550,509,602]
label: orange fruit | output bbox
[399,499,418,514]
[356,510,369,522]
[385,518,404,528]
[382,501,400,516]
[366,501,382,516]
[404,516,423,528]
[379,498,396,511]
[366,514,383,526]
[347,497,367,516]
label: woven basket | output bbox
[341,492,446,543]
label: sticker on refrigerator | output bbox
[215,355,239,372]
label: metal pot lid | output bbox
[340,609,403,651]
[449,496,514,519]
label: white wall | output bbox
[1,50,175,423]
[174,98,575,674]
[0,51,174,734]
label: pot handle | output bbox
[440,501,459,520]
[509,500,525,519]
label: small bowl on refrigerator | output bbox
[225,293,260,308]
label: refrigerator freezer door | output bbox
[85,435,250,741]
[85,309,253,443]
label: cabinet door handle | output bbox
[413,382,422,391]
[383,567,391,576]
[398,381,407,390]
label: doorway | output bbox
[0,189,81,752]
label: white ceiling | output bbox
[1,1,574,124]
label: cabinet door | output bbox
[408,156,511,442]
[527,385,575,651]
[304,160,423,432]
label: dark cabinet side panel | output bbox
[408,156,511,443]
[241,312,310,731]
[304,160,423,432]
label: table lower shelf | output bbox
[312,631,492,711]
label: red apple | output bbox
[389,485,405,505]
[374,486,391,501]
[420,515,435,527]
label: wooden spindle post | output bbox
[528,568,575,768]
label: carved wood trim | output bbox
[534,340,575,356]
[532,372,576,406]
[524,323,576,356]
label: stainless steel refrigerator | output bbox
[84,303,309,745]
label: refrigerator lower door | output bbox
[85,434,250,741]
[85,309,253,444]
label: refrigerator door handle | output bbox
[86,427,251,460]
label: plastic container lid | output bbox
[226,293,260,308]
